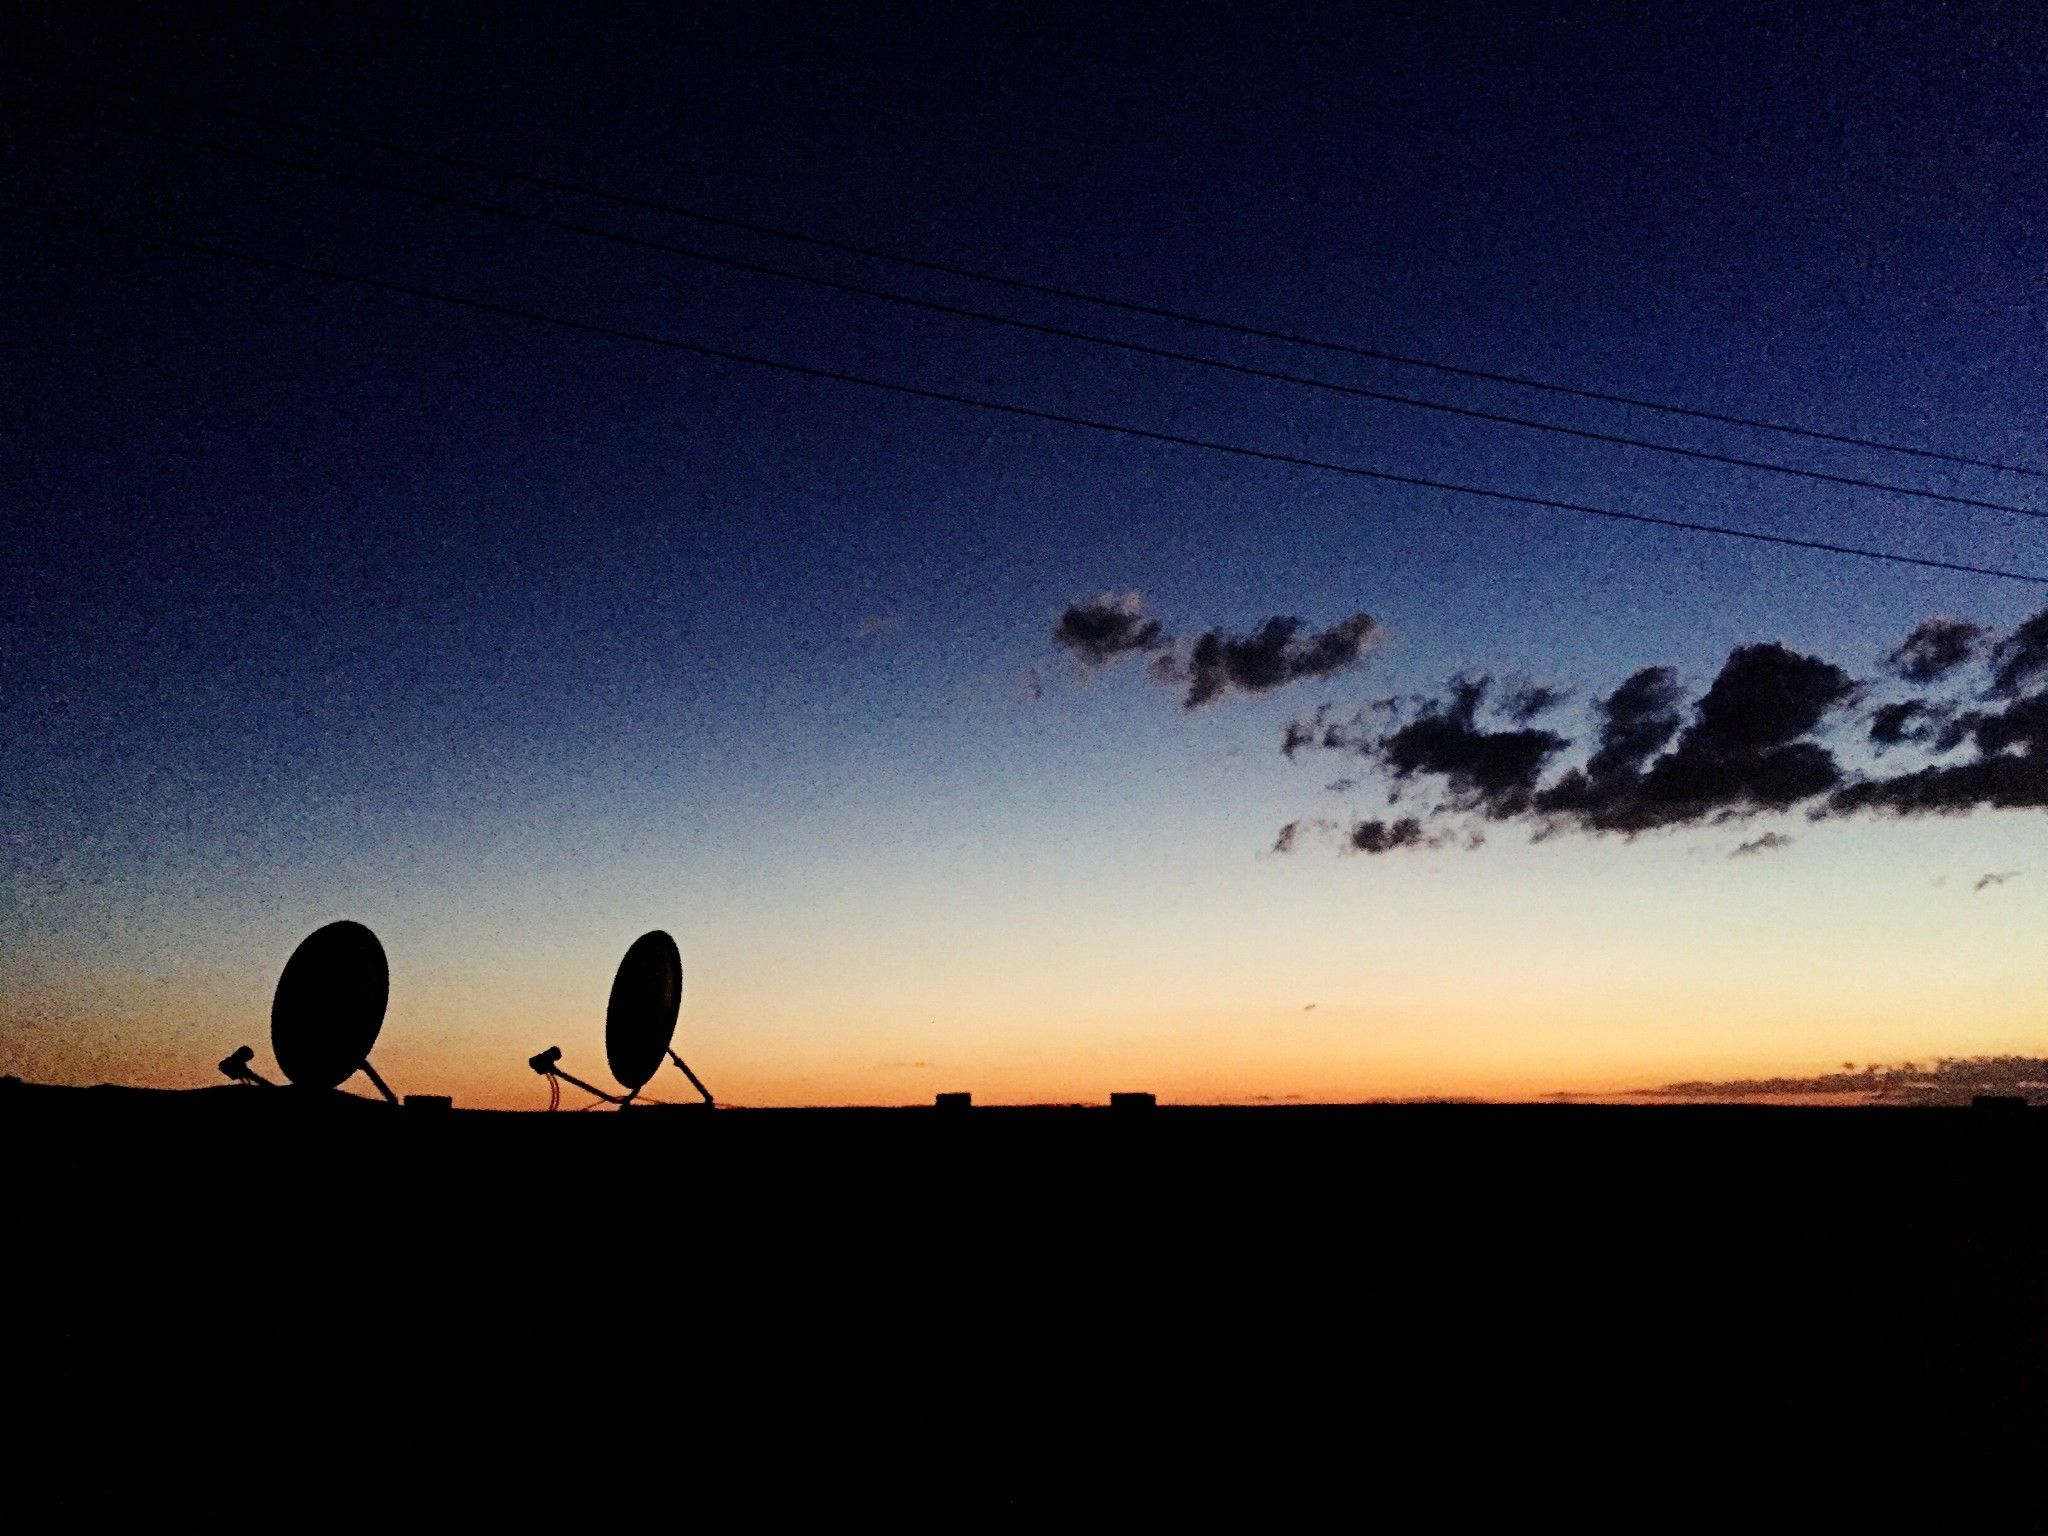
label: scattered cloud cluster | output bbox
[1156,613,1382,708]
[1051,593,1380,708]
[1273,603,2048,855]
[1271,814,1475,856]
[1050,593,2048,860]
[1635,1056,2048,1105]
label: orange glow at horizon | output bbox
[5,806,2041,1111]
[8,978,2042,1111]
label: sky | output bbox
[3,2,2045,1108]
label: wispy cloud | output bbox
[1730,831,1794,858]
[1888,617,1982,683]
[1989,608,2048,696]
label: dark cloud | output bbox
[1503,681,1571,723]
[1689,643,1857,752]
[1347,817,1435,854]
[1989,609,2048,697]
[1730,832,1794,858]
[1932,709,1982,753]
[1634,738,1842,816]
[1869,700,1945,749]
[1051,592,1164,664]
[1824,685,2048,818]
[1445,674,1489,722]
[1827,753,2048,818]
[1586,667,1685,779]
[1283,705,1339,757]
[1534,645,1854,835]
[1324,777,1356,793]
[1271,820,1303,855]
[1379,676,1569,815]
[1972,693,2048,755]
[1164,613,1381,709]
[1888,618,1983,684]
[1974,869,2021,892]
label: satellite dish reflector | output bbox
[604,930,683,1093]
[271,920,396,1101]
[526,928,710,1109]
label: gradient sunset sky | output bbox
[4,3,2044,1108]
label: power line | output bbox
[4,52,2039,483]
[16,92,2044,525]
[7,200,2045,587]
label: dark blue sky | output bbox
[4,2,2045,1101]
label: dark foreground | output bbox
[11,1081,2046,1525]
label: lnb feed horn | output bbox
[527,1044,621,1107]
[218,1044,274,1088]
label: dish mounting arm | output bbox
[355,1059,400,1106]
[666,1048,715,1107]
[528,1046,623,1108]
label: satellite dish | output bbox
[270,920,398,1103]
[605,930,683,1093]
[527,928,712,1109]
